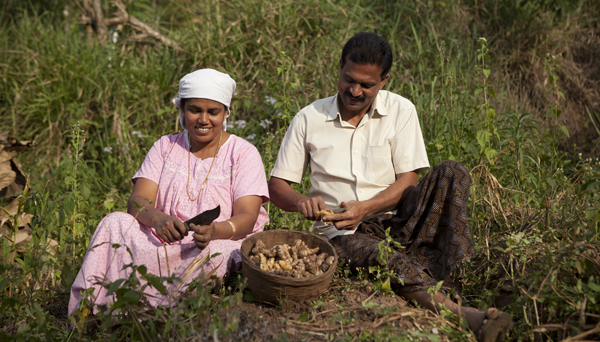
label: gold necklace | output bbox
[187,130,222,201]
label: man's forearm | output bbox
[268,177,309,212]
[361,171,418,216]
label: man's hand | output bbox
[191,222,217,250]
[322,201,371,230]
[154,213,188,243]
[297,196,327,221]
[321,171,419,229]
[269,176,328,220]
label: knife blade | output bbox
[184,205,221,232]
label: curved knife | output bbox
[184,205,221,231]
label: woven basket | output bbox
[241,229,338,304]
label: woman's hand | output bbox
[191,222,217,250]
[129,178,189,243]
[154,213,188,243]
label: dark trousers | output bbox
[330,160,475,292]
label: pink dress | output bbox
[68,133,269,316]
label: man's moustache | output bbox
[345,92,364,102]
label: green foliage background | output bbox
[0,0,599,340]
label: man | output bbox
[268,32,512,342]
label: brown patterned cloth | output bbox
[330,160,475,292]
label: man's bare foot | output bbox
[456,306,513,341]
[457,305,487,332]
[476,308,513,342]
[398,290,512,341]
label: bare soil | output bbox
[205,277,460,342]
[46,276,463,341]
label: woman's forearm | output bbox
[210,211,256,240]
[127,194,167,228]
[224,195,263,240]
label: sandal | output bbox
[477,308,514,342]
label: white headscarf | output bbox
[172,69,236,131]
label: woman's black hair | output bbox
[340,32,393,79]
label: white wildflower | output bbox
[259,119,272,129]
[112,31,118,44]
[264,96,277,105]
[132,131,142,138]
[103,146,113,154]
[235,120,247,129]
[227,120,246,130]
[276,112,283,117]
[246,134,256,141]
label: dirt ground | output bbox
[44,276,464,341]
[204,277,464,342]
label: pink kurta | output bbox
[69,133,269,316]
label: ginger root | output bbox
[316,209,335,224]
[250,238,334,279]
[252,240,265,254]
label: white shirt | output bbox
[271,90,430,239]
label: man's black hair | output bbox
[340,32,393,79]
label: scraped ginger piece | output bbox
[316,209,334,223]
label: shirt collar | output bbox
[372,91,388,117]
[326,94,341,121]
[327,91,388,122]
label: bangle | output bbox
[227,220,236,240]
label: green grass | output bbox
[1,0,599,341]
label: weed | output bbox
[367,228,404,295]
[475,37,500,164]
[62,124,89,254]
[544,53,570,140]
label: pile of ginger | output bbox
[249,239,335,278]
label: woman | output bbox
[69,69,269,317]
